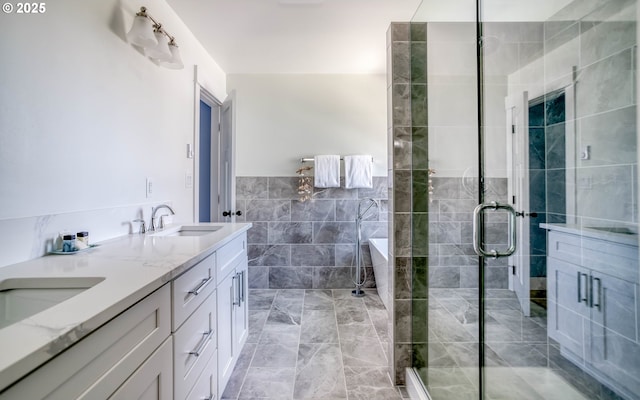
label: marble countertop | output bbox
[0,222,251,392]
[540,223,638,247]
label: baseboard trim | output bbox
[406,368,431,400]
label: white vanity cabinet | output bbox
[546,228,640,399]
[0,284,172,400]
[0,226,251,400]
[216,233,249,393]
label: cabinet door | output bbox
[233,258,249,350]
[217,270,236,393]
[547,257,590,358]
[588,271,637,341]
[109,337,173,400]
[585,273,640,399]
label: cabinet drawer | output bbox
[0,284,171,400]
[185,350,217,400]
[109,337,173,400]
[173,252,216,331]
[174,291,217,400]
[217,234,246,280]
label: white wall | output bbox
[0,0,226,266]
[228,74,388,177]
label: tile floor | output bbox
[423,288,625,400]
[221,289,406,400]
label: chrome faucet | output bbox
[149,204,175,232]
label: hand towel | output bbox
[345,155,373,189]
[314,155,340,188]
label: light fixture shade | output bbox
[159,43,184,70]
[127,15,157,47]
[145,31,172,61]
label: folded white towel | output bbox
[314,155,340,188]
[345,155,373,189]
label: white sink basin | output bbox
[0,277,105,329]
[151,225,224,237]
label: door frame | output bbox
[193,66,235,223]
[220,91,237,223]
[197,89,221,223]
[505,91,531,316]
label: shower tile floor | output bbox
[221,289,406,400]
[423,288,625,400]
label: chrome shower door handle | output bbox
[472,201,517,258]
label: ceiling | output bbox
[165,0,422,74]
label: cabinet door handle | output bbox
[188,276,213,296]
[238,271,242,304]
[240,270,245,303]
[189,329,214,357]
[577,272,581,303]
[591,277,601,310]
[577,272,588,304]
[232,274,240,306]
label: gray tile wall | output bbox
[542,6,637,229]
[237,177,388,290]
[428,177,509,289]
[388,22,512,387]
[388,22,412,385]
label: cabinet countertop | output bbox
[540,223,638,247]
[0,222,251,393]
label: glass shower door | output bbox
[479,0,639,399]
[409,1,639,399]
[409,1,483,397]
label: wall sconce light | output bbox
[127,6,184,70]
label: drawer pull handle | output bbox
[189,276,213,296]
[189,329,214,357]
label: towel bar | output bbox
[300,157,374,163]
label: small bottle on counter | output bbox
[76,231,89,249]
[62,234,77,252]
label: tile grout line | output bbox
[292,289,307,400]
[333,289,351,400]
[245,289,279,400]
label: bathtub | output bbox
[368,238,389,311]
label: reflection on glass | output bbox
[405,0,639,399]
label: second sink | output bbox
[151,225,224,237]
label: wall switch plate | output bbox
[186,144,194,159]
[185,172,193,189]
[146,177,154,198]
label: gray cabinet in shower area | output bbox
[545,225,640,399]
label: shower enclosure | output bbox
[399,0,640,399]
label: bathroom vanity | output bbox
[0,222,250,400]
[543,224,640,400]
